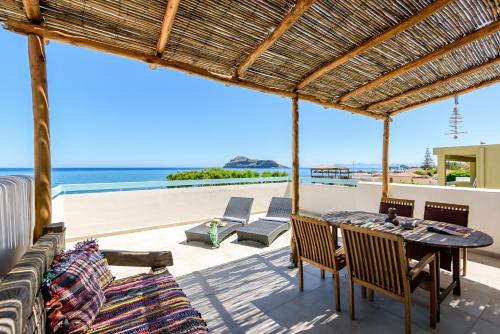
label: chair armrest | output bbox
[102,250,173,269]
[408,252,435,280]
[43,222,66,234]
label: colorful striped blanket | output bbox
[89,271,208,334]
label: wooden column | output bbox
[292,95,300,214]
[382,116,390,199]
[290,94,299,267]
[28,34,52,240]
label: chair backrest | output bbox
[266,197,292,218]
[291,215,338,271]
[0,175,35,278]
[341,223,409,297]
[223,197,254,223]
[424,201,469,227]
[379,197,415,218]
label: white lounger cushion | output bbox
[220,216,247,224]
[260,216,290,223]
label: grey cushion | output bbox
[0,230,65,334]
[0,176,35,278]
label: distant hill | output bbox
[224,156,287,169]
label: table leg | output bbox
[435,250,441,322]
[452,248,461,296]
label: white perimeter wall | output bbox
[54,182,499,255]
[301,182,500,255]
[56,183,291,240]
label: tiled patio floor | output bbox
[176,247,500,334]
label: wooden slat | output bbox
[5,20,385,121]
[345,230,358,279]
[392,77,500,116]
[28,35,52,240]
[296,0,453,89]
[382,117,390,198]
[156,0,181,56]
[385,238,396,293]
[368,57,500,110]
[22,0,42,23]
[102,250,173,268]
[390,240,402,295]
[370,237,380,287]
[235,0,316,78]
[338,21,500,102]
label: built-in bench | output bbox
[0,176,207,333]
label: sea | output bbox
[0,166,382,186]
[0,168,304,186]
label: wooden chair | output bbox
[379,197,415,218]
[424,201,469,276]
[341,223,437,334]
[407,202,469,276]
[291,215,346,311]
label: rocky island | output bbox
[224,156,287,168]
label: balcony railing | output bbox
[52,177,359,198]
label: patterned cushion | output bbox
[44,241,113,333]
[89,271,208,334]
[61,241,114,290]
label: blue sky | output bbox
[0,28,498,168]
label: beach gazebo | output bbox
[0,0,498,241]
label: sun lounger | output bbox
[236,197,292,247]
[185,197,254,245]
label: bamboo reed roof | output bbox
[1,0,499,119]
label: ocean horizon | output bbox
[0,166,384,186]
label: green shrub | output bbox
[427,168,437,177]
[167,168,291,180]
[414,169,426,176]
[261,171,288,177]
[446,170,470,182]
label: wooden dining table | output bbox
[321,210,494,317]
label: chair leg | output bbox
[368,289,374,302]
[321,269,325,280]
[334,272,341,312]
[462,248,467,277]
[429,259,437,329]
[298,260,304,292]
[349,280,355,320]
[361,286,367,299]
[404,298,412,334]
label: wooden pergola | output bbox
[1,0,498,240]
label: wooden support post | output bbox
[290,94,299,267]
[28,34,52,240]
[382,116,390,199]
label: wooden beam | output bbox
[296,0,453,89]
[5,20,386,120]
[22,0,42,23]
[381,117,390,199]
[235,0,316,78]
[367,57,500,111]
[28,34,52,240]
[338,21,500,102]
[391,77,500,116]
[156,0,181,56]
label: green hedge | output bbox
[261,171,289,177]
[167,168,288,180]
[446,170,470,182]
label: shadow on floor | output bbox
[176,247,500,333]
